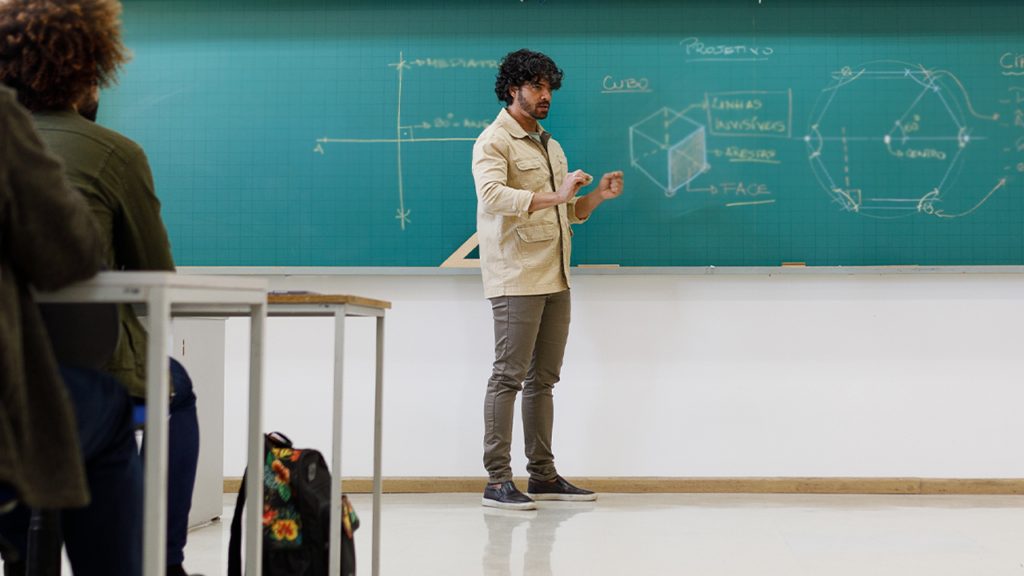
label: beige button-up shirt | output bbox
[472,108,588,298]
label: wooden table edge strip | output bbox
[223,477,1024,495]
[267,294,392,309]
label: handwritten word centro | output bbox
[891,148,948,160]
[680,37,773,59]
[602,76,651,93]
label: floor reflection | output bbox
[482,504,593,576]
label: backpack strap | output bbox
[227,470,247,576]
[267,431,293,448]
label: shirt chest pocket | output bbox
[513,157,550,192]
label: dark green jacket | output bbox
[33,109,175,398]
[0,87,104,508]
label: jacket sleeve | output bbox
[566,196,590,225]
[472,134,535,218]
[113,147,176,271]
[2,92,104,291]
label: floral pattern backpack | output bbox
[228,432,359,576]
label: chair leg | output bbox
[25,510,60,576]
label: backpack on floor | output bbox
[228,432,359,576]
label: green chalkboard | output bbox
[107,0,1024,267]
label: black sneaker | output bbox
[482,481,536,510]
[527,476,597,502]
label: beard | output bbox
[517,91,549,119]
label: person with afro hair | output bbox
[0,2,202,574]
[472,48,624,510]
[0,81,145,576]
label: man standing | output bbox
[472,49,624,510]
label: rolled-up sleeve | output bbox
[473,134,534,217]
[566,196,590,225]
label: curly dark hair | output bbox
[0,0,130,111]
[494,49,563,105]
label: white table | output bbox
[35,272,269,576]
[174,294,390,576]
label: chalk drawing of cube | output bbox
[630,107,708,196]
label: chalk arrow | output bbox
[396,208,412,230]
[685,183,718,195]
[934,178,1007,218]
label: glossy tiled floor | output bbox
[174,492,1024,576]
[4,493,1023,575]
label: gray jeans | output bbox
[484,289,571,484]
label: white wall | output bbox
[216,272,1024,479]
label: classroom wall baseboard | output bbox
[222,477,1024,495]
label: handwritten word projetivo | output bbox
[681,38,773,57]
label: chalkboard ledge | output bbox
[177,266,1024,276]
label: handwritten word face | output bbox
[692,182,773,197]
[721,182,771,197]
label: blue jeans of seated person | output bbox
[0,365,143,576]
[0,360,199,571]
[134,358,200,567]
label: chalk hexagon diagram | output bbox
[630,107,709,197]
[805,61,985,219]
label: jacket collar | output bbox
[497,107,547,140]
[32,107,88,124]
[34,107,81,118]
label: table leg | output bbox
[372,314,385,576]
[245,302,267,576]
[143,290,171,576]
[328,306,346,576]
